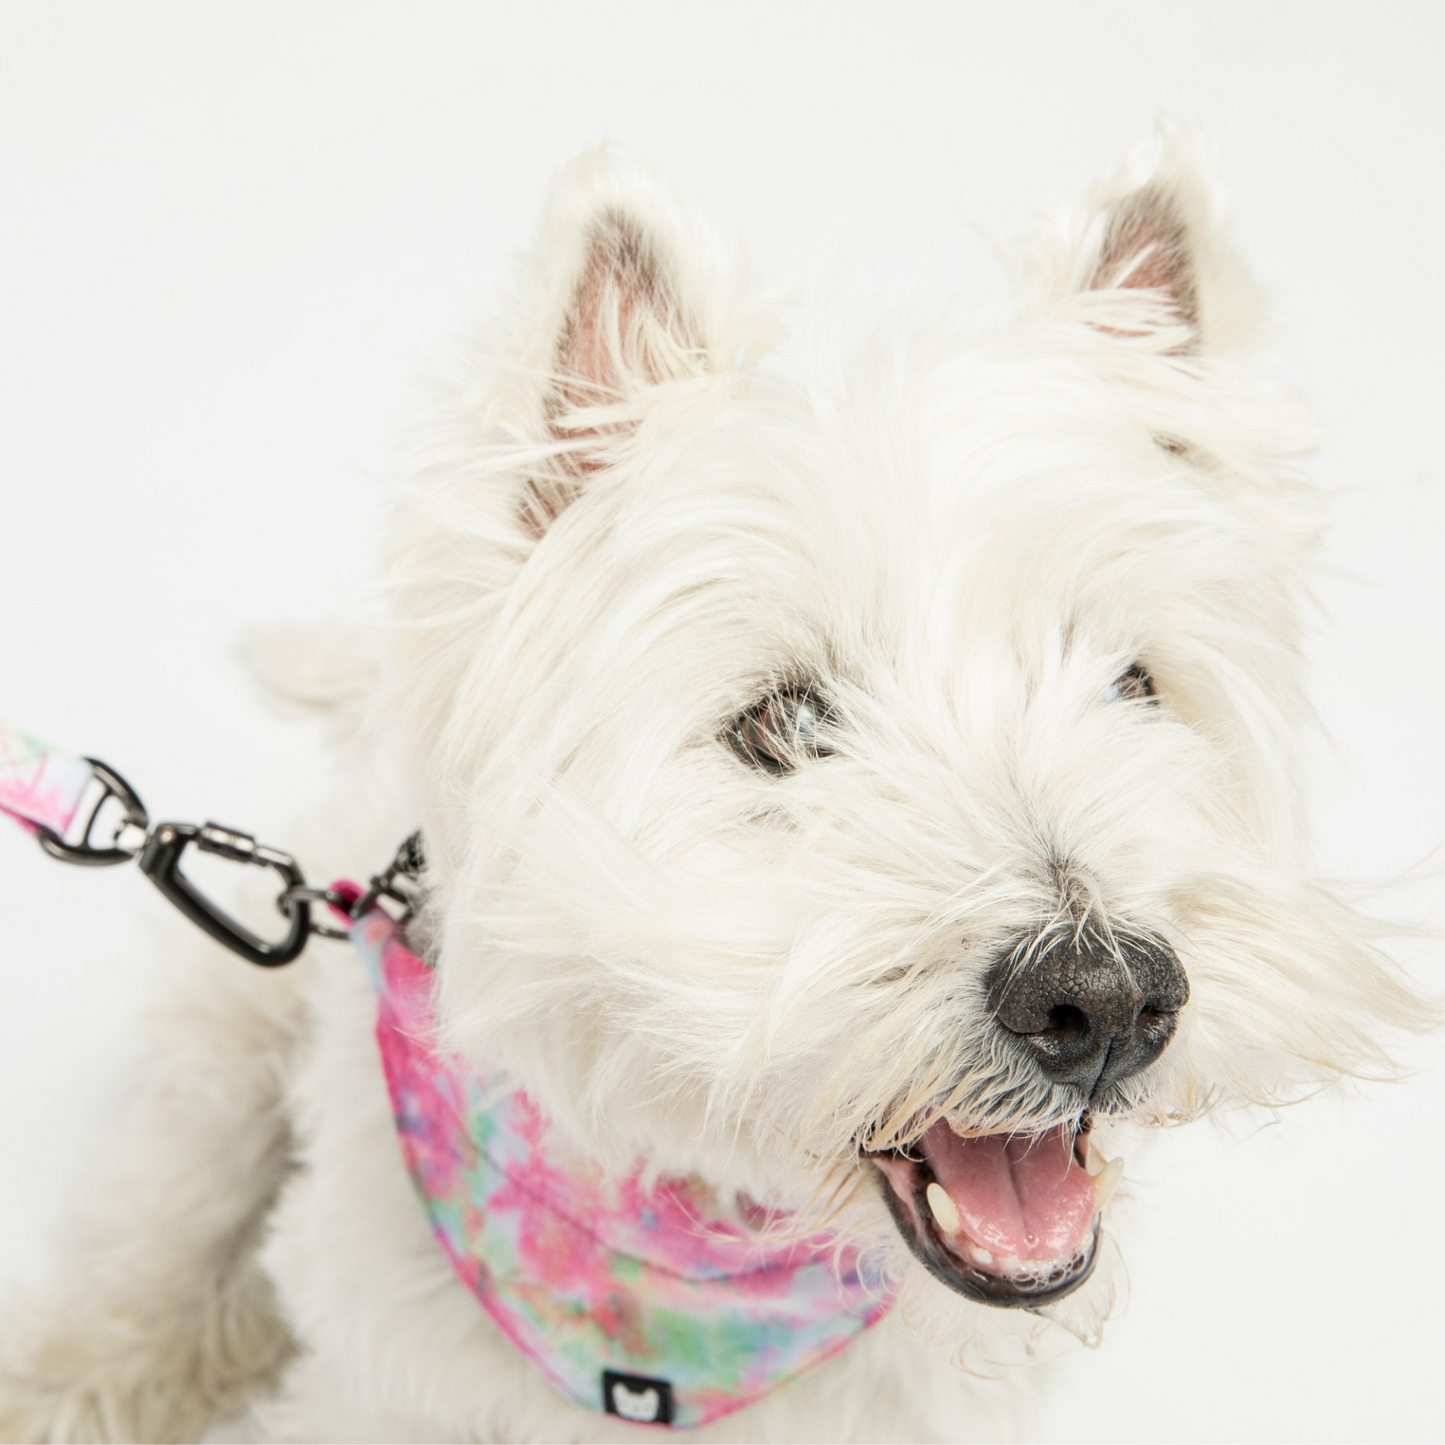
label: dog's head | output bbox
[388,131,1422,1325]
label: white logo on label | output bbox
[611,1381,662,1422]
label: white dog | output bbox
[0,129,1424,1443]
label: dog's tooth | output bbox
[1085,1147,1107,1177]
[925,1182,962,1236]
[1092,1156,1125,1212]
[967,1244,994,1267]
[998,1254,1024,1275]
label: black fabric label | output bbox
[602,1369,675,1425]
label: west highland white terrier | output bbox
[0,129,1425,1443]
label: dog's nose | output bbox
[988,933,1189,1094]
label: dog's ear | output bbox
[510,146,756,537]
[1022,124,1265,355]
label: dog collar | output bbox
[347,902,894,1429]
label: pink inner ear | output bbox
[556,210,666,404]
[556,263,635,406]
[522,211,694,538]
[1090,186,1197,334]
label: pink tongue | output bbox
[921,1121,1095,1261]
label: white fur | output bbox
[0,128,1427,1443]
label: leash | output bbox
[0,718,423,964]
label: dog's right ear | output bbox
[1021,124,1267,357]
[509,147,758,538]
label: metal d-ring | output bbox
[276,884,355,940]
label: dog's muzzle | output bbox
[867,931,1184,1309]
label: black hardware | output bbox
[31,754,425,967]
[35,758,149,867]
[274,885,356,940]
[350,830,426,924]
[139,822,311,967]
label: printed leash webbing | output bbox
[0,719,97,839]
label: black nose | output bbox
[988,932,1189,1093]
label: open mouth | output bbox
[868,1116,1120,1308]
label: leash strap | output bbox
[0,719,98,838]
[1,716,424,966]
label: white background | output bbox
[2,4,1443,1441]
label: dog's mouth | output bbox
[868,1117,1116,1308]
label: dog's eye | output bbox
[728,688,834,774]
[1101,662,1156,705]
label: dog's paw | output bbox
[0,1266,291,1444]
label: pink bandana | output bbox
[349,904,894,1429]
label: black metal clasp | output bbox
[138,821,311,967]
[350,830,426,923]
[35,759,149,867]
[28,752,425,968]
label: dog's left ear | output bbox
[510,146,761,536]
[1023,124,1266,356]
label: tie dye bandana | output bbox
[349,904,894,1429]
[0,719,95,838]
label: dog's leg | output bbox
[0,945,307,1443]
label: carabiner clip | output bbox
[139,821,311,967]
